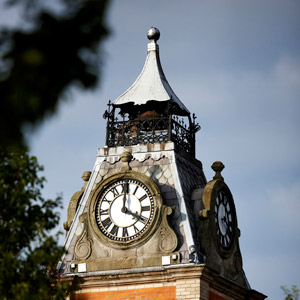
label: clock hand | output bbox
[125,209,142,220]
[222,216,228,228]
[121,180,128,213]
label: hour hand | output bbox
[221,216,228,226]
[125,209,142,220]
[125,210,148,224]
[126,209,147,224]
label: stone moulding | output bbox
[159,205,178,253]
[74,213,93,261]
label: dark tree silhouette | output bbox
[0,1,110,298]
[0,0,110,146]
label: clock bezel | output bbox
[201,179,238,258]
[95,178,155,242]
[210,182,237,257]
[212,189,235,251]
[88,171,163,249]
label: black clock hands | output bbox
[221,216,228,231]
[120,180,142,221]
[124,209,142,220]
[121,180,128,213]
[118,179,149,223]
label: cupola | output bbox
[103,27,200,156]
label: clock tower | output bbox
[60,27,266,300]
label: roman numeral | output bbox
[225,235,230,245]
[133,185,139,195]
[111,187,119,197]
[100,208,109,215]
[102,197,111,204]
[110,225,119,236]
[121,183,127,194]
[119,180,127,193]
[221,235,225,245]
[102,217,112,229]
[122,227,129,237]
[138,215,147,224]
[141,205,150,212]
[139,194,147,202]
[133,225,139,233]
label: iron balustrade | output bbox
[104,109,200,157]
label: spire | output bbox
[113,27,190,116]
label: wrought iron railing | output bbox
[103,103,200,157]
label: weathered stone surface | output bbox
[74,213,92,260]
[62,143,207,274]
[63,171,91,232]
[198,172,249,288]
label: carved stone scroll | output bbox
[74,213,92,260]
[159,205,178,253]
[64,171,91,232]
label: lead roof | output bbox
[113,27,190,116]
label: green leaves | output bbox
[0,0,110,146]
[281,285,299,300]
[0,146,67,299]
[0,1,110,297]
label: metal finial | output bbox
[147,27,160,41]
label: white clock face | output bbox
[214,191,234,248]
[95,178,155,242]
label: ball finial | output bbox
[147,27,160,41]
[120,151,133,172]
[211,161,225,181]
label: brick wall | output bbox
[71,284,176,300]
[69,278,231,300]
[63,265,262,300]
[175,279,200,300]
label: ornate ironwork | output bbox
[104,102,200,157]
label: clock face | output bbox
[214,191,235,249]
[95,178,155,242]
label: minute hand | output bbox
[121,181,128,213]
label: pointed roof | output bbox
[113,27,190,116]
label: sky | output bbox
[1,1,300,299]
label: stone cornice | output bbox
[62,264,266,300]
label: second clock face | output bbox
[95,178,155,242]
[214,191,235,249]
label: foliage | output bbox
[0,0,110,146]
[0,146,68,299]
[281,285,299,300]
[0,1,110,298]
